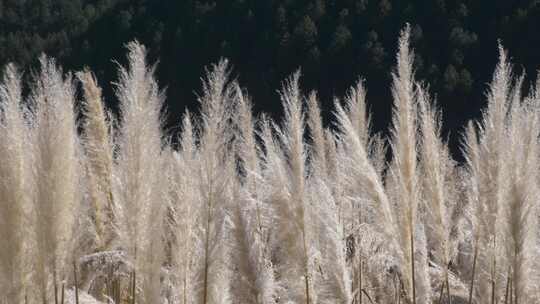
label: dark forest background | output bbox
[1,0,540,156]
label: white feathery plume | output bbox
[387,24,422,303]
[307,176,353,304]
[0,64,31,304]
[414,221,432,304]
[471,44,514,303]
[271,71,318,304]
[306,94,353,303]
[169,111,199,304]
[78,70,116,250]
[323,129,339,185]
[333,80,382,303]
[368,132,387,178]
[306,91,328,177]
[333,98,399,250]
[344,78,370,148]
[333,92,402,303]
[417,84,452,298]
[259,113,289,214]
[230,83,278,304]
[31,55,80,303]
[114,41,166,304]
[322,129,348,227]
[502,95,539,304]
[190,59,234,304]
[305,91,352,303]
[462,120,485,304]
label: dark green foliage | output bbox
[1,0,540,157]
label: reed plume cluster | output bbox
[1,25,540,304]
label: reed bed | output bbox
[0,26,539,304]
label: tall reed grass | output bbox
[0,25,539,304]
